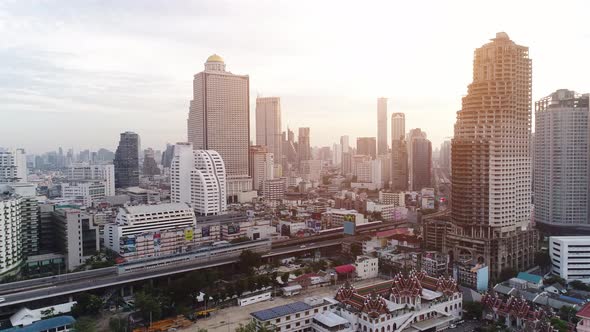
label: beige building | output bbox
[187,54,252,200]
[249,145,274,191]
[255,97,282,165]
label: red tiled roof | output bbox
[334,265,356,274]
[577,302,590,319]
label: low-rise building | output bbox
[121,186,160,204]
[453,262,489,292]
[421,251,447,277]
[251,297,335,332]
[378,191,405,206]
[577,302,590,332]
[354,255,378,279]
[550,236,590,282]
[321,208,367,229]
[60,181,106,207]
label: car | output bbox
[0,298,5,303]
[449,324,456,328]
[300,245,307,248]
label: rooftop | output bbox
[122,202,193,215]
[251,302,312,321]
[577,302,590,319]
[516,272,542,284]
[4,316,75,332]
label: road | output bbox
[0,240,342,308]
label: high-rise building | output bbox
[249,145,274,191]
[332,143,342,166]
[407,128,427,190]
[439,140,452,172]
[0,148,27,183]
[445,32,537,279]
[161,144,175,168]
[256,97,282,165]
[67,163,115,196]
[534,90,590,234]
[187,54,251,199]
[377,97,388,155]
[342,152,352,176]
[340,135,350,154]
[356,137,377,159]
[0,186,25,275]
[142,148,161,176]
[171,143,227,216]
[391,113,405,141]
[61,181,106,207]
[411,137,432,191]
[263,178,286,201]
[391,139,408,191]
[297,128,311,164]
[114,131,140,189]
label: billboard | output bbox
[202,226,211,237]
[343,221,356,235]
[227,224,240,235]
[120,236,136,253]
[343,214,356,222]
[184,228,194,241]
[153,232,161,252]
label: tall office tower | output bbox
[67,163,115,196]
[142,148,161,176]
[256,97,282,164]
[439,140,452,172]
[378,154,391,189]
[391,139,408,191]
[0,148,27,183]
[445,32,537,279]
[407,128,428,190]
[356,137,377,159]
[114,131,140,188]
[249,145,274,191]
[377,97,388,155]
[161,144,175,168]
[318,146,332,161]
[411,137,432,191]
[340,136,350,154]
[297,127,311,166]
[171,143,227,216]
[96,148,115,163]
[332,143,342,166]
[187,54,251,200]
[342,152,353,175]
[534,90,590,235]
[391,113,406,141]
[283,128,298,164]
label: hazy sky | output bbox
[1,0,589,154]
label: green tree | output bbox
[463,301,484,320]
[569,280,590,291]
[550,317,569,332]
[73,317,97,332]
[498,267,517,282]
[135,291,162,322]
[71,293,103,317]
[280,272,290,284]
[534,251,550,268]
[558,305,579,323]
[235,320,271,332]
[109,317,128,332]
[238,250,263,275]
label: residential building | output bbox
[171,143,227,216]
[422,219,451,252]
[142,148,160,176]
[439,140,451,172]
[378,191,405,207]
[114,131,140,188]
[249,145,274,191]
[0,148,27,183]
[255,97,282,165]
[356,137,376,159]
[391,113,405,142]
[340,135,350,154]
[453,262,489,292]
[377,97,388,155]
[60,181,106,207]
[390,139,408,191]
[550,236,590,282]
[332,143,342,166]
[8,183,39,256]
[0,186,25,275]
[122,186,160,204]
[534,90,590,234]
[301,160,322,182]
[53,208,100,270]
[445,32,537,280]
[421,251,448,277]
[410,134,432,191]
[354,255,379,279]
[67,163,115,196]
[187,54,251,200]
[321,209,367,229]
[263,178,286,201]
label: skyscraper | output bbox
[439,140,452,172]
[445,33,537,279]
[407,128,427,190]
[340,135,350,153]
[411,137,432,191]
[187,54,251,200]
[249,145,274,191]
[297,127,311,164]
[0,148,27,183]
[391,113,405,141]
[114,131,140,188]
[171,143,227,216]
[377,97,388,155]
[142,148,161,176]
[391,139,408,191]
[356,137,377,159]
[256,97,282,165]
[534,90,590,234]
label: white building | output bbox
[354,255,379,279]
[263,178,286,201]
[60,181,106,207]
[53,208,100,270]
[187,54,252,200]
[332,143,342,166]
[250,146,274,191]
[67,163,115,196]
[255,97,282,165]
[550,236,590,282]
[251,297,336,332]
[379,191,405,207]
[171,143,227,216]
[0,148,27,183]
[322,208,367,229]
[0,186,25,275]
[534,90,590,231]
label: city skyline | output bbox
[2,0,589,153]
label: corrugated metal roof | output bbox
[251,302,312,321]
[3,315,75,332]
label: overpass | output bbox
[0,240,341,308]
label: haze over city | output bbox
[2,0,589,153]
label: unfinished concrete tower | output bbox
[445,32,538,280]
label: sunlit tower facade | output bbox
[377,97,388,155]
[446,33,537,279]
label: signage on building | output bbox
[184,228,194,241]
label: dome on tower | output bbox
[206,54,224,63]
